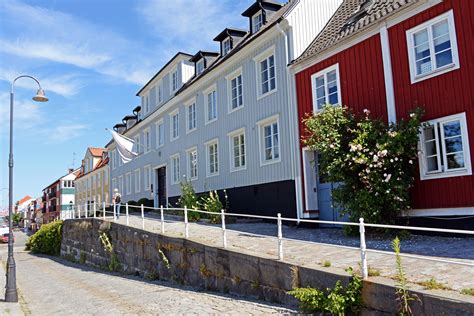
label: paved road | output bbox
[0,231,294,315]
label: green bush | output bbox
[288,269,362,315]
[304,105,423,224]
[25,220,63,256]
[199,191,223,223]
[178,180,200,221]
[127,200,137,206]
[137,198,154,208]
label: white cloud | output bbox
[42,123,89,143]
[0,68,85,98]
[0,92,43,134]
[137,0,252,54]
[0,0,155,85]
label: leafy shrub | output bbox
[304,105,423,224]
[199,191,223,223]
[178,180,200,221]
[25,220,63,256]
[127,200,137,206]
[288,269,362,315]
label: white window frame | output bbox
[258,114,281,166]
[144,165,152,191]
[310,63,342,112]
[228,128,246,172]
[170,153,181,185]
[204,84,218,124]
[158,80,163,104]
[419,112,471,180]
[144,94,150,114]
[406,10,459,84]
[118,176,124,195]
[156,119,165,148]
[112,178,117,192]
[110,150,115,170]
[133,134,141,154]
[125,172,132,195]
[186,98,197,134]
[134,169,141,193]
[169,109,179,141]
[254,46,277,100]
[186,147,198,181]
[196,59,205,76]
[222,38,232,55]
[170,67,179,93]
[143,128,151,153]
[205,138,219,177]
[226,67,244,113]
[252,11,263,33]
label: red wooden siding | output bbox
[295,35,388,211]
[389,0,474,209]
[296,34,388,140]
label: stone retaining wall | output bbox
[61,219,474,315]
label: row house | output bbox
[107,0,343,218]
[42,169,79,224]
[291,0,474,226]
[75,147,110,211]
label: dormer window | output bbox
[196,59,205,75]
[253,12,263,33]
[223,38,232,56]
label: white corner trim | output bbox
[379,25,397,124]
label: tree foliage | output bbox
[304,105,423,224]
[25,220,63,256]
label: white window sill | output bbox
[257,89,277,101]
[412,63,459,84]
[206,172,219,178]
[228,105,244,114]
[230,166,246,173]
[260,158,281,167]
[170,137,179,143]
[420,169,471,181]
[186,128,197,135]
[205,118,218,126]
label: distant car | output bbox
[1,233,14,243]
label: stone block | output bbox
[228,251,260,283]
[258,258,293,290]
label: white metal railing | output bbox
[60,203,474,279]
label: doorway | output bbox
[155,167,167,208]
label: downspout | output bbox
[276,23,301,224]
[380,24,397,124]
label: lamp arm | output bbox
[11,75,42,93]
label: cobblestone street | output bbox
[0,231,294,315]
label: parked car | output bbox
[1,233,14,243]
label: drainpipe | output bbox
[276,24,301,224]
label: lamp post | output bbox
[5,75,48,302]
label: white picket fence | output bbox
[61,202,474,279]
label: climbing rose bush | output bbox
[304,105,423,224]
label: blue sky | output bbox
[0,0,255,205]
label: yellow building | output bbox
[75,148,110,211]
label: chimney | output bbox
[68,168,74,174]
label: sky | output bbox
[0,0,256,206]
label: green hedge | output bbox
[25,220,63,256]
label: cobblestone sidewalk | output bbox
[116,214,474,294]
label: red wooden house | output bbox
[291,0,474,227]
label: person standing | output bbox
[113,188,122,220]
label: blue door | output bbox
[315,154,346,226]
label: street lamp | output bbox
[5,75,48,302]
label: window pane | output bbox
[416,57,432,75]
[316,86,325,99]
[435,50,453,68]
[432,20,449,38]
[445,136,463,153]
[328,80,338,95]
[425,140,438,156]
[414,29,429,46]
[328,93,338,105]
[443,121,461,137]
[423,126,435,140]
[446,153,465,169]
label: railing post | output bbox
[113,201,116,222]
[160,205,165,233]
[184,206,189,239]
[126,203,129,226]
[141,204,145,230]
[277,213,283,261]
[85,204,88,218]
[103,202,106,220]
[93,202,97,218]
[72,206,75,219]
[221,209,227,249]
[359,218,368,279]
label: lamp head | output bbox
[32,88,48,102]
